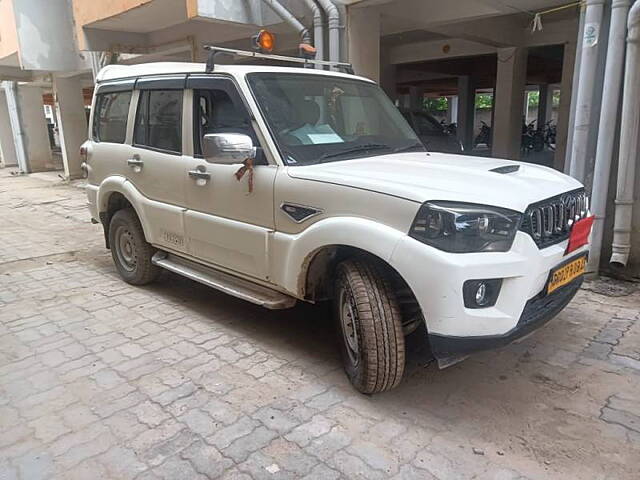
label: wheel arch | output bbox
[97,177,150,248]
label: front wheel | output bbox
[334,259,406,394]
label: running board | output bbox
[152,252,296,310]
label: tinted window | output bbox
[134,90,182,153]
[193,88,255,156]
[93,91,131,143]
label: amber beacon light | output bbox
[253,30,275,53]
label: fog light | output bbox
[463,279,503,309]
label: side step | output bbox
[152,252,297,310]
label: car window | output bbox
[247,73,423,165]
[193,87,255,156]
[93,91,132,143]
[134,89,183,154]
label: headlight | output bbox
[409,202,522,253]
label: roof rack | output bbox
[203,45,354,75]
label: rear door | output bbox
[126,76,189,252]
[183,75,276,280]
[89,80,135,185]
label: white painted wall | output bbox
[347,8,381,82]
[13,0,82,71]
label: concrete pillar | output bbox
[16,85,53,172]
[568,0,606,183]
[556,42,577,172]
[447,96,458,124]
[492,47,528,160]
[409,86,424,111]
[347,8,380,82]
[0,90,18,167]
[523,91,530,124]
[537,84,552,129]
[457,76,476,151]
[54,76,87,179]
[380,47,397,101]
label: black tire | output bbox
[108,208,160,285]
[334,258,405,394]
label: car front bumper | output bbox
[428,276,582,357]
[389,230,589,353]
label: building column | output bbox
[555,42,577,172]
[537,84,552,129]
[347,7,380,82]
[447,96,458,124]
[54,76,87,179]
[380,47,397,102]
[457,76,476,151]
[16,85,53,172]
[492,47,528,160]
[0,90,18,168]
[409,86,424,111]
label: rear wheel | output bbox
[334,258,405,394]
[109,208,160,285]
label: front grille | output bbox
[520,188,588,249]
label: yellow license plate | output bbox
[547,255,587,294]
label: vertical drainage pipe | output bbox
[316,0,341,65]
[610,0,640,267]
[302,0,324,66]
[588,0,632,273]
[568,0,605,183]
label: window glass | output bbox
[247,73,423,165]
[93,91,131,143]
[133,90,148,146]
[134,90,182,153]
[193,88,254,156]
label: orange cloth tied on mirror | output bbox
[234,158,254,193]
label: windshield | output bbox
[247,73,425,165]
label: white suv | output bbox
[84,57,591,393]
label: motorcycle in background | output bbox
[474,121,492,148]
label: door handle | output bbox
[127,156,144,172]
[188,166,211,185]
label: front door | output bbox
[183,76,276,280]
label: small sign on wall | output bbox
[584,23,600,47]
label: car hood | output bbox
[286,152,583,212]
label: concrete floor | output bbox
[1,169,639,480]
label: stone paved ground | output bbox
[1,169,639,480]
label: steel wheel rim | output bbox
[115,225,136,272]
[339,286,360,367]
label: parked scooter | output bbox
[474,121,492,148]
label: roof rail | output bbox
[203,45,354,75]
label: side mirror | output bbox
[202,133,256,164]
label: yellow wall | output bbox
[71,0,155,49]
[0,0,19,61]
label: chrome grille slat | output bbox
[520,189,588,249]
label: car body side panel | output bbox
[95,176,185,251]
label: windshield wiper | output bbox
[394,142,426,153]
[317,143,391,163]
